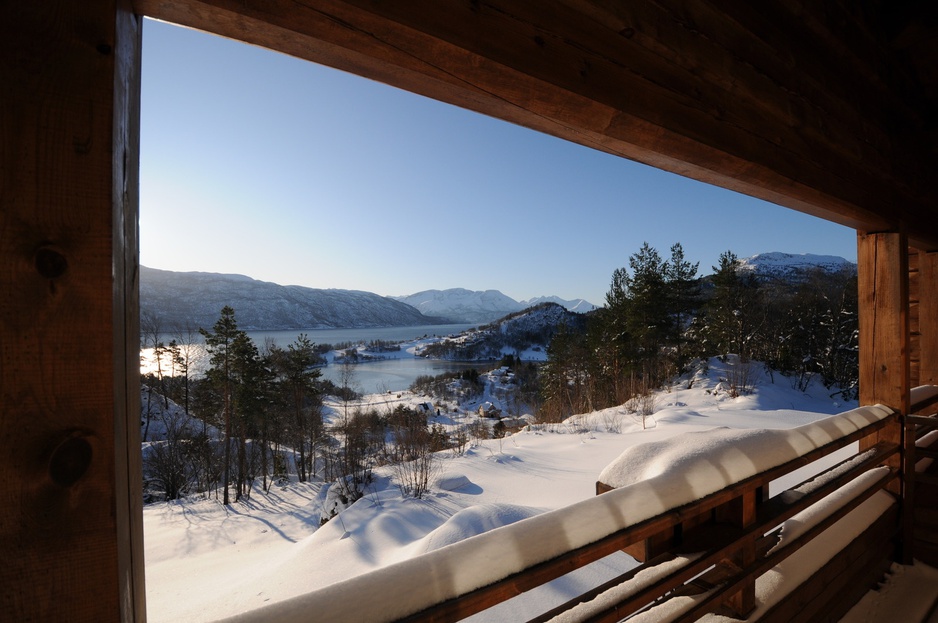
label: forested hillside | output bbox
[417,302,585,361]
[541,244,858,421]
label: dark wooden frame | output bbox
[3,1,936,621]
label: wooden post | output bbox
[857,231,912,563]
[918,251,938,386]
[0,2,144,621]
[716,491,757,617]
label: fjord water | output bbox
[254,323,484,393]
[244,323,476,349]
[317,358,489,394]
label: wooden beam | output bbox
[132,0,938,249]
[910,248,921,387]
[858,232,911,414]
[857,231,912,563]
[0,2,144,621]
[919,252,938,385]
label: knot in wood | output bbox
[35,247,68,279]
[49,434,93,487]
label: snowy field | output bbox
[143,359,937,622]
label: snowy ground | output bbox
[143,359,936,622]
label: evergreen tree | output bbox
[267,334,323,482]
[665,242,700,368]
[228,330,267,500]
[703,251,762,360]
[200,305,242,505]
[625,243,672,383]
[541,323,590,420]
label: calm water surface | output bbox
[245,323,484,393]
[149,324,485,393]
[245,323,476,348]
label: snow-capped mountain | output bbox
[393,288,523,324]
[737,252,856,280]
[394,289,596,324]
[520,296,597,314]
[140,266,442,331]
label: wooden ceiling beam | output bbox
[133,0,938,249]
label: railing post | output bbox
[857,231,912,563]
[717,490,757,618]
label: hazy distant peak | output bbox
[140,266,442,331]
[737,252,855,277]
[393,289,523,324]
[520,295,597,313]
[394,289,596,324]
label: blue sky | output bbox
[140,19,857,306]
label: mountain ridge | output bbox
[140,267,596,331]
[738,252,856,279]
[140,266,445,331]
[393,289,596,324]
[141,253,850,331]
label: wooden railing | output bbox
[909,386,938,569]
[222,406,902,623]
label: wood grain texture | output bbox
[857,232,915,561]
[919,252,938,386]
[858,232,911,414]
[0,2,143,621]
[132,0,938,248]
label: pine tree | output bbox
[625,242,671,384]
[229,330,266,500]
[704,250,762,361]
[268,334,323,482]
[200,305,242,505]
[666,242,700,369]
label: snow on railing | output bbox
[597,405,892,493]
[219,405,895,623]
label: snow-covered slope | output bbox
[144,358,874,622]
[395,288,595,323]
[738,252,856,280]
[141,266,442,331]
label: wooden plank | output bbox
[668,472,897,623]
[911,249,921,386]
[113,4,146,620]
[533,444,896,623]
[404,433,896,622]
[757,504,898,623]
[131,0,938,249]
[920,252,938,385]
[716,491,757,617]
[0,2,143,621]
[858,232,911,415]
[857,232,911,561]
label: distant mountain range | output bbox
[140,267,596,331]
[140,254,849,331]
[393,289,596,324]
[737,252,856,281]
[140,267,443,331]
